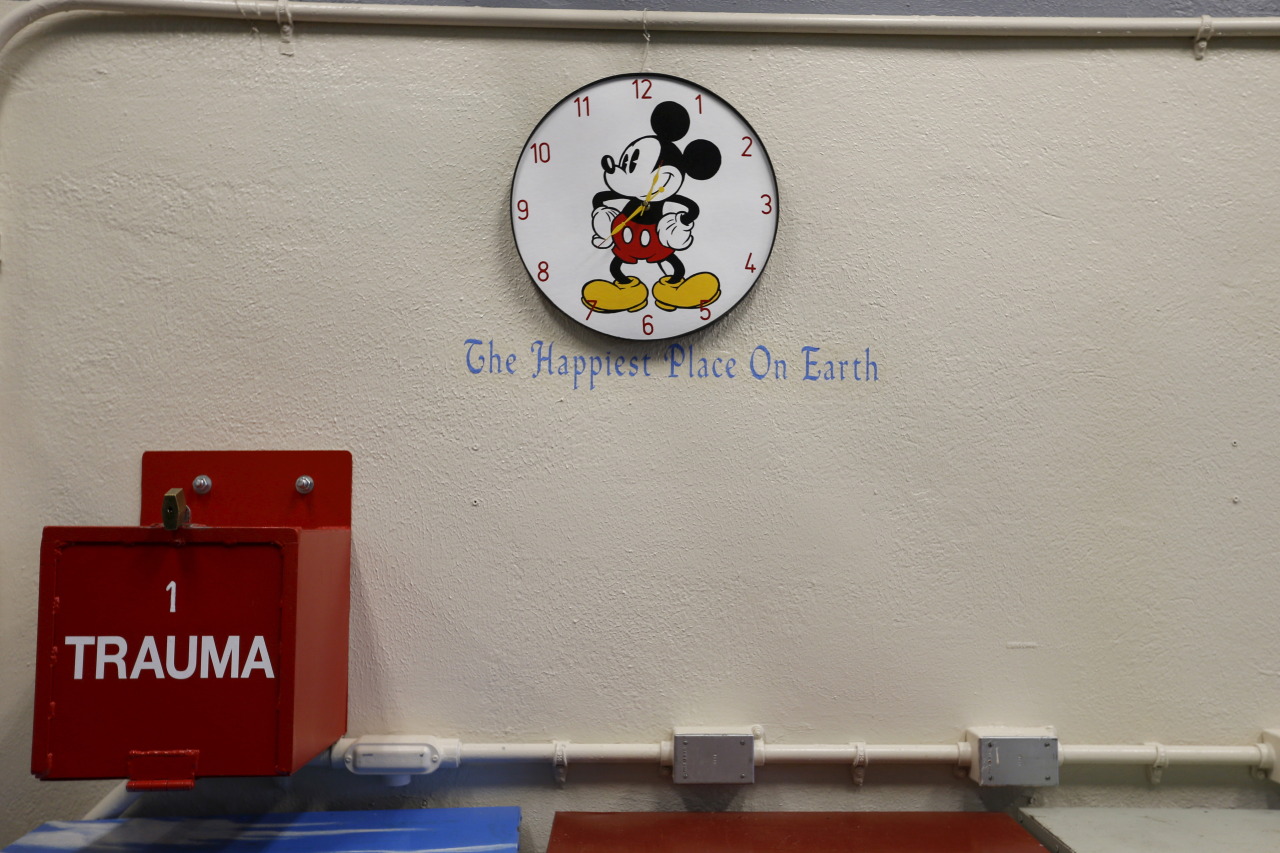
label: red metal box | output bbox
[31,451,351,790]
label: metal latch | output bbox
[161,488,191,530]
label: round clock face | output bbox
[511,74,778,341]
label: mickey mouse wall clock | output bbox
[511,74,778,341]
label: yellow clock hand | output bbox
[611,172,665,235]
[641,170,663,211]
[609,206,645,235]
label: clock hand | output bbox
[611,172,665,236]
[641,170,663,212]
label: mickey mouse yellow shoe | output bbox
[653,273,720,312]
[582,277,648,313]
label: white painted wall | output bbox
[1,6,1278,849]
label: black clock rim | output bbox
[509,72,780,342]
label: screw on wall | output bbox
[192,475,212,495]
[295,475,315,495]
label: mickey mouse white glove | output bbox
[591,206,618,248]
[657,211,694,250]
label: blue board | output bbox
[3,808,521,852]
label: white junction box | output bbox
[966,726,1059,787]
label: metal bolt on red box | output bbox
[32,451,351,791]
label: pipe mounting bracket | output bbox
[276,0,295,55]
[553,740,569,784]
[1194,15,1214,59]
[851,742,868,786]
[1145,742,1169,785]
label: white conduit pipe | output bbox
[456,743,974,765]
[463,743,663,763]
[761,744,969,764]
[333,736,1276,774]
[4,1,1280,57]
[1061,743,1273,767]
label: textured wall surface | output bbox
[1,4,1279,849]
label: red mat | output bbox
[547,812,1047,853]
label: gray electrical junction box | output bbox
[673,728,756,784]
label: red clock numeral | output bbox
[584,299,598,320]
[760,194,773,215]
[744,253,756,273]
[537,261,550,282]
[694,94,703,114]
[642,314,655,336]
[699,301,712,321]
[531,142,550,163]
[741,136,754,157]
[516,199,530,220]
[633,78,653,100]
[574,96,590,117]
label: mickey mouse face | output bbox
[602,137,682,201]
[600,101,721,203]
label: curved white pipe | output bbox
[8,0,1276,791]
[3,1,1280,59]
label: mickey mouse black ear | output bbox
[650,101,690,141]
[682,139,722,181]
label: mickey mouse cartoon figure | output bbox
[583,101,722,314]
